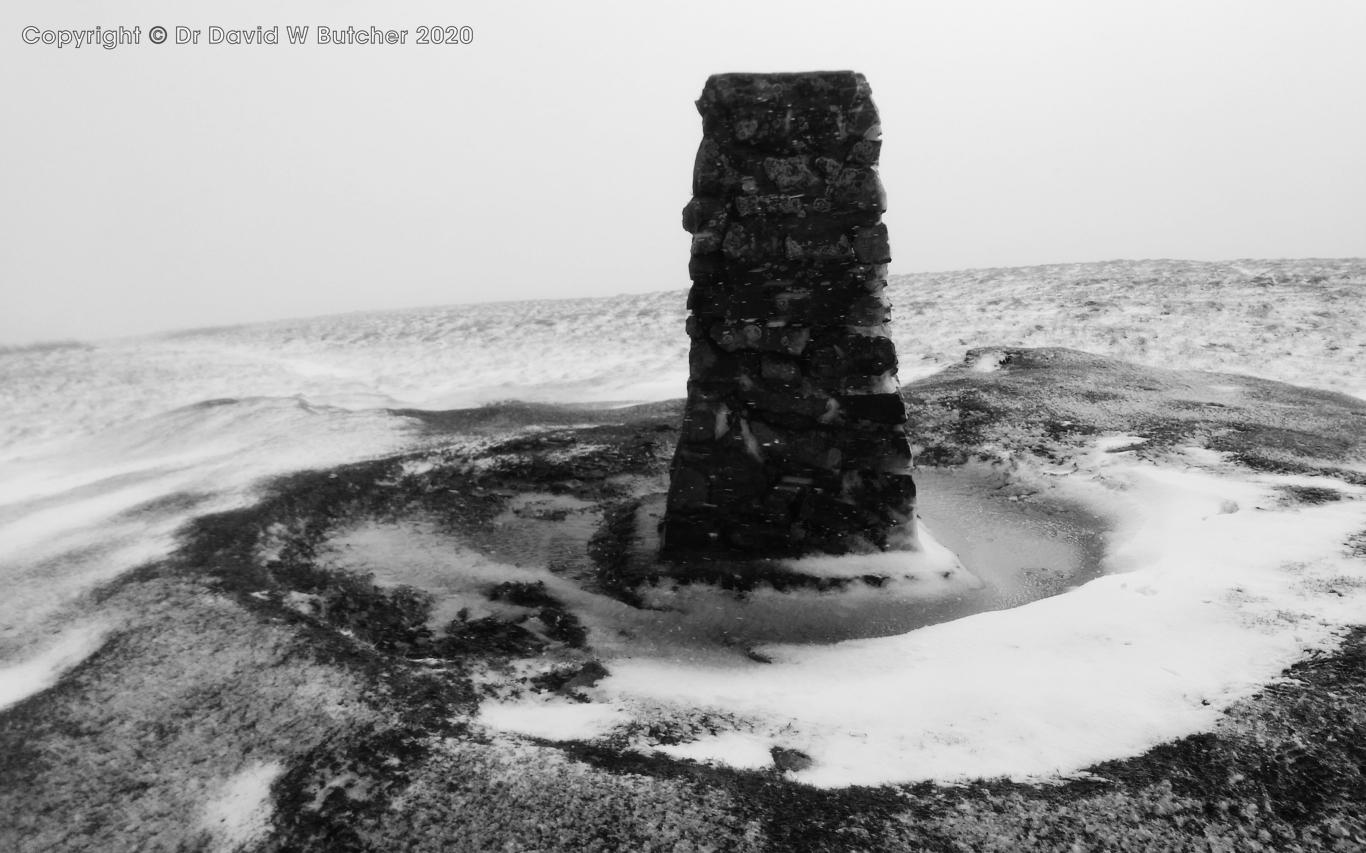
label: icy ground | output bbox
[1,257,1364,798]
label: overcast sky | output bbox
[2,0,1363,344]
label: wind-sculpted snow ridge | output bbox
[1,258,1361,456]
[0,397,421,680]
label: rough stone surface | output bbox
[661,71,915,556]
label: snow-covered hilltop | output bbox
[888,258,1366,399]
[1,258,1362,457]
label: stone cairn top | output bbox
[660,71,917,557]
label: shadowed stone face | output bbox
[662,71,915,557]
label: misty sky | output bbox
[2,0,1363,345]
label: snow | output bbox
[0,398,417,653]
[199,761,284,853]
[0,622,109,711]
[477,699,629,742]
[781,524,974,584]
[324,521,596,629]
[967,349,1006,372]
[656,731,776,770]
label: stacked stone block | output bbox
[661,71,916,556]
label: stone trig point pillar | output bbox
[661,71,916,557]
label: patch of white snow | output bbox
[199,760,284,853]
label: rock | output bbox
[558,661,609,693]
[770,747,814,772]
[853,223,891,264]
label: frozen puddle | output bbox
[487,492,603,577]
[613,478,1108,645]
[910,464,1110,627]
[319,470,1113,655]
